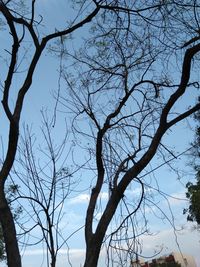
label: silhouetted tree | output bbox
[1,1,200,267]
[0,227,5,262]
[12,114,75,267]
[58,1,200,266]
[0,1,136,267]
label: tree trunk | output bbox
[0,187,21,267]
[51,256,56,267]
[83,241,102,267]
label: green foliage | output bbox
[184,169,200,224]
[184,108,200,225]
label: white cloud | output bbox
[125,187,143,197]
[21,224,200,267]
[69,193,90,204]
[23,249,47,256]
[23,247,86,256]
[22,248,86,267]
[167,191,187,207]
[140,226,200,266]
[99,192,109,200]
[69,192,108,205]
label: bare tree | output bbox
[1,1,200,267]
[10,114,75,267]
[56,1,200,266]
[0,1,139,266]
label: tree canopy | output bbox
[0,1,200,267]
[184,110,200,225]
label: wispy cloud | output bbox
[141,225,200,265]
[69,192,109,205]
[23,248,86,257]
[23,249,47,256]
[21,225,200,267]
[69,193,90,204]
[167,191,187,207]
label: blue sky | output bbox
[0,1,200,267]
